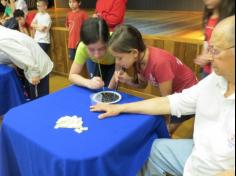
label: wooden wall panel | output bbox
[126,0,203,11]
[50,27,70,75]
[54,0,69,8]
[66,0,203,11]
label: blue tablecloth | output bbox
[0,64,26,115]
[0,86,169,176]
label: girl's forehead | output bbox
[88,41,106,47]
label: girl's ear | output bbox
[130,49,139,60]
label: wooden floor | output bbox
[46,8,204,41]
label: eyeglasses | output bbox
[207,45,235,58]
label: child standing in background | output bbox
[194,0,235,79]
[10,0,28,14]
[93,0,127,31]
[65,0,88,60]
[31,0,51,53]
[14,9,36,37]
[0,0,13,24]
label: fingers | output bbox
[91,77,105,89]
[194,54,212,66]
[90,105,105,112]
[90,104,114,119]
[98,112,111,119]
[31,78,40,85]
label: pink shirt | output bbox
[204,17,218,74]
[140,47,198,93]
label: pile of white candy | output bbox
[54,115,88,134]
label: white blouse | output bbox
[168,73,235,175]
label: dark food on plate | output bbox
[95,92,120,103]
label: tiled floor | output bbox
[49,74,71,93]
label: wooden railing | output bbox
[50,27,203,98]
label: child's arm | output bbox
[69,62,104,90]
[159,80,173,96]
[18,23,30,36]
[109,69,147,89]
[31,14,51,33]
[31,22,47,32]
[0,40,41,85]
[9,0,16,12]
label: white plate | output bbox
[92,91,122,104]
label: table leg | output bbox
[0,116,3,126]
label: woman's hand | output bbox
[88,77,105,89]
[194,54,212,67]
[215,170,234,176]
[90,103,122,119]
[31,76,40,85]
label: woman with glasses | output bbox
[91,16,235,176]
[69,18,115,89]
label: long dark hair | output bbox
[109,24,146,53]
[80,18,110,45]
[109,25,147,83]
[203,0,235,27]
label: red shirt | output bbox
[23,12,36,29]
[141,47,198,93]
[204,17,218,74]
[65,10,88,49]
[95,0,127,31]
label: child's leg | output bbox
[26,75,49,100]
[68,48,76,60]
[38,43,50,54]
[37,75,49,97]
[168,115,194,137]
[140,139,193,176]
[86,59,98,79]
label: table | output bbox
[0,86,169,176]
[0,64,26,116]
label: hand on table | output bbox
[90,103,122,119]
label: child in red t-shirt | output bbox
[93,0,127,31]
[13,9,36,37]
[108,25,198,134]
[194,0,234,79]
[65,0,88,60]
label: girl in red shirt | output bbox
[93,0,127,31]
[194,0,234,79]
[66,0,88,60]
[108,25,198,134]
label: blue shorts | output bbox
[69,48,76,60]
